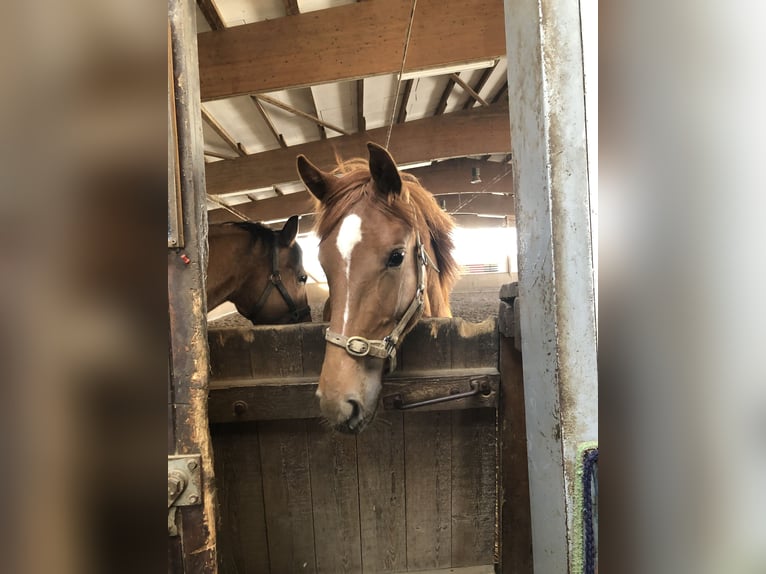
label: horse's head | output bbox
[207,216,312,324]
[297,144,456,433]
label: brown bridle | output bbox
[324,232,438,372]
[247,239,311,323]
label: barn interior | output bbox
[196,0,517,325]
[169,1,596,573]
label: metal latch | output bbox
[168,455,202,536]
[386,378,492,410]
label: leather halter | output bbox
[248,240,311,323]
[324,232,438,372]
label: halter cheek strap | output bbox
[248,241,312,323]
[324,232,436,372]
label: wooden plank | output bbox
[212,423,270,574]
[356,79,366,132]
[498,334,533,573]
[196,0,224,31]
[201,106,246,156]
[257,93,352,136]
[301,322,328,377]
[248,325,304,377]
[462,66,496,110]
[258,419,317,573]
[208,329,254,379]
[356,411,407,572]
[451,73,489,107]
[205,102,510,195]
[306,419,363,573]
[209,378,318,422]
[209,188,513,224]
[381,371,499,413]
[435,77,457,115]
[168,0,217,569]
[450,408,498,567]
[397,316,452,372]
[208,370,499,423]
[208,158,514,223]
[404,411,452,570]
[197,0,505,101]
[393,566,495,574]
[450,317,498,369]
[396,79,414,124]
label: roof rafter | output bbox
[205,102,510,195]
[197,0,505,101]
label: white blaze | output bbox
[335,214,363,332]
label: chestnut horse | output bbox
[297,143,458,433]
[206,216,311,324]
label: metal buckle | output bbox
[269,272,281,284]
[345,336,371,357]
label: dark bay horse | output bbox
[297,143,458,432]
[207,216,311,324]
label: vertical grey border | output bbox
[504,0,598,571]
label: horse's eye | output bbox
[298,274,308,284]
[387,249,405,268]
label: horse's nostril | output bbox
[347,399,362,422]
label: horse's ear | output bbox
[367,142,402,196]
[279,215,299,246]
[297,155,331,202]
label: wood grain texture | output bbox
[212,423,270,573]
[249,325,304,378]
[258,419,317,573]
[197,0,505,101]
[498,335,533,573]
[208,157,514,223]
[209,371,499,423]
[208,329,254,379]
[450,408,498,567]
[404,411,452,570]
[205,102,510,196]
[307,419,363,573]
[356,412,407,572]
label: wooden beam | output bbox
[201,106,246,157]
[462,66,495,110]
[206,102,510,195]
[434,77,457,115]
[356,80,366,132]
[450,73,489,107]
[250,96,287,148]
[256,94,350,136]
[396,79,414,124]
[196,0,224,31]
[409,158,512,195]
[282,0,299,16]
[491,80,509,104]
[208,159,513,224]
[209,192,316,224]
[197,0,506,100]
[204,149,238,160]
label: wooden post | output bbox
[168,0,217,571]
[498,284,533,573]
[503,0,598,570]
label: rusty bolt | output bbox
[188,495,199,504]
[233,400,248,416]
[187,460,198,471]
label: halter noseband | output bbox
[248,240,311,323]
[324,232,437,373]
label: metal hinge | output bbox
[168,455,202,536]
